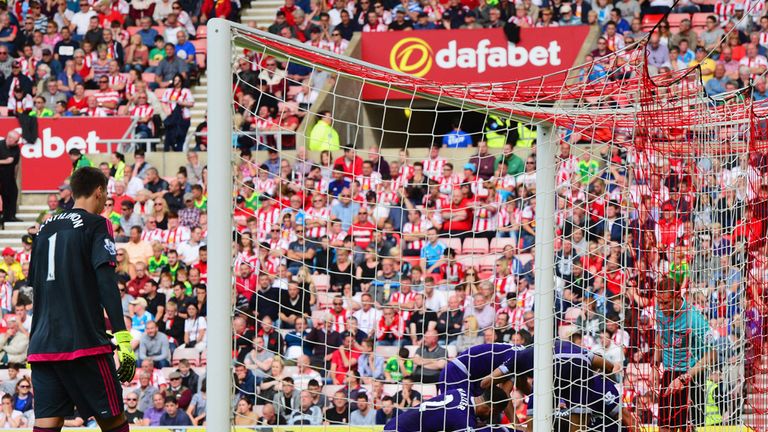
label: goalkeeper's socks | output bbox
[104,420,130,432]
[33,427,62,432]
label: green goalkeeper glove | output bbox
[114,330,136,383]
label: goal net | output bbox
[205,16,768,432]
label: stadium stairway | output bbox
[188,71,207,147]
[0,202,46,248]
[241,0,286,28]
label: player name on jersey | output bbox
[39,211,85,229]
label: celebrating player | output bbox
[27,167,136,432]
[383,386,509,432]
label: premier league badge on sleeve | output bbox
[104,239,117,256]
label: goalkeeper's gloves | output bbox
[114,330,136,383]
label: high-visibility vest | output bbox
[245,192,260,210]
[485,114,511,148]
[516,122,537,148]
[705,379,723,426]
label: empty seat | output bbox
[191,38,207,54]
[478,254,499,273]
[196,25,207,39]
[311,274,330,291]
[322,384,343,398]
[172,348,199,366]
[691,12,710,28]
[462,237,489,255]
[316,291,339,310]
[445,237,462,254]
[196,52,206,69]
[641,14,664,26]
[375,345,400,359]
[126,26,140,35]
[456,254,481,270]
[665,13,690,28]
[404,345,418,358]
[141,72,155,83]
[490,237,515,253]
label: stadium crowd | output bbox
[0,0,764,429]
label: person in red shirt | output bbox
[441,189,473,239]
[655,203,682,250]
[329,333,361,384]
[348,209,375,249]
[334,148,364,181]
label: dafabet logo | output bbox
[388,37,563,77]
[389,37,434,77]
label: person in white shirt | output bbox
[352,293,381,335]
[177,226,205,266]
[0,394,25,428]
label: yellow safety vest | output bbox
[705,380,723,426]
[517,122,537,148]
[485,115,511,148]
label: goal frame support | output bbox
[206,17,234,431]
[532,124,557,432]
[206,21,559,430]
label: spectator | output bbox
[324,390,349,425]
[234,397,258,425]
[272,376,300,421]
[0,363,20,395]
[287,390,323,425]
[376,396,399,425]
[308,110,340,151]
[138,320,171,368]
[0,394,25,428]
[410,329,446,383]
[143,392,166,426]
[11,378,32,413]
[124,391,145,425]
[0,318,27,365]
[181,302,206,351]
[165,371,193,410]
[346,393,375,425]
[186,379,206,425]
[159,396,193,426]
[133,371,160,413]
[160,73,194,151]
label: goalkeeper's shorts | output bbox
[32,353,124,420]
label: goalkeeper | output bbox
[27,167,135,432]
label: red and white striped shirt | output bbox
[131,104,155,133]
[18,57,36,78]
[422,157,446,180]
[348,221,375,249]
[437,174,460,196]
[107,72,127,96]
[162,226,191,249]
[141,228,164,243]
[305,207,330,239]
[254,178,276,196]
[714,0,735,22]
[362,22,388,32]
[161,87,194,119]
[95,89,120,114]
[355,173,382,193]
[256,207,281,242]
[84,106,109,117]
[15,251,31,266]
[473,205,498,232]
[494,274,517,296]
[328,308,350,333]
[508,15,533,27]
[390,290,418,322]
[402,220,432,250]
[0,282,13,311]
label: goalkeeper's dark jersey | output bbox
[28,209,117,362]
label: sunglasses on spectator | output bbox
[125,398,138,401]
[332,32,341,36]
[19,385,30,389]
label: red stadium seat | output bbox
[196,52,206,69]
[316,291,338,310]
[141,72,155,83]
[478,254,499,273]
[490,237,515,253]
[445,237,462,254]
[641,14,664,30]
[126,26,140,36]
[691,12,710,28]
[456,254,481,270]
[191,38,207,54]
[665,13,691,29]
[196,25,207,39]
[311,274,330,291]
[172,348,200,366]
[462,237,489,255]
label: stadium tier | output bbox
[0,1,767,431]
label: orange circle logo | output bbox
[389,37,433,78]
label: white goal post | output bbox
[205,17,559,430]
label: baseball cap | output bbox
[21,234,32,245]
[183,192,194,202]
[463,163,477,173]
[1,247,14,256]
[169,371,182,379]
[734,3,744,10]
[58,183,71,191]
[130,297,148,307]
[560,4,571,13]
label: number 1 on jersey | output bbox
[46,233,57,281]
